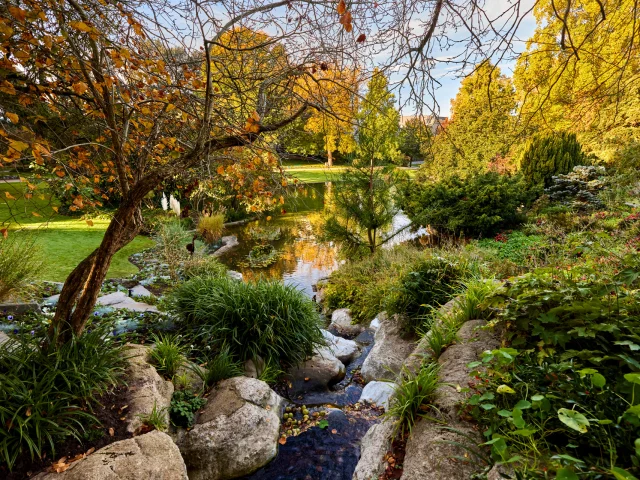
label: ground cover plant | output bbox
[170,275,324,368]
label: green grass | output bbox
[285,165,416,184]
[1,182,154,282]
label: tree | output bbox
[355,71,401,165]
[424,62,516,179]
[399,117,432,166]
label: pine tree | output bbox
[519,132,585,186]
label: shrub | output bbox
[197,214,224,245]
[149,333,185,378]
[154,220,191,280]
[544,165,607,210]
[519,131,585,187]
[401,172,535,238]
[0,234,43,302]
[170,276,324,367]
[0,326,125,469]
[386,363,441,435]
[182,254,227,279]
[199,344,243,387]
[476,231,545,265]
[385,255,467,332]
[170,390,206,428]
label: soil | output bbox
[2,386,133,480]
[380,433,408,480]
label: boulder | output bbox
[369,316,381,331]
[244,356,265,379]
[352,420,395,480]
[402,422,480,480]
[361,315,415,383]
[130,285,153,298]
[329,308,363,336]
[212,235,239,258]
[322,329,359,364]
[97,292,159,313]
[0,302,41,314]
[42,294,60,307]
[33,431,187,480]
[123,344,173,434]
[287,347,346,392]
[227,270,243,281]
[358,381,396,411]
[180,377,284,480]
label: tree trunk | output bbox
[327,148,333,167]
[49,175,160,343]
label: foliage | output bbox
[423,63,516,179]
[170,275,324,366]
[199,344,243,388]
[149,333,186,378]
[355,70,402,165]
[386,363,441,435]
[465,262,640,477]
[154,220,192,280]
[240,244,280,268]
[0,234,43,302]
[385,255,467,332]
[0,325,125,469]
[323,165,406,254]
[399,117,432,166]
[247,225,282,242]
[545,165,607,210]
[182,254,228,279]
[401,172,535,237]
[197,214,225,245]
[477,231,545,265]
[137,401,168,432]
[519,132,585,187]
[170,390,206,428]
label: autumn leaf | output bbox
[52,206,59,213]
[337,0,346,15]
[55,170,66,178]
[71,82,89,95]
[9,140,29,152]
[244,111,261,133]
[5,191,16,200]
[1,229,7,239]
[6,112,18,123]
[8,6,26,22]
[108,427,114,436]
[344,23,353,33]
[69,21,92,32]
[86,219,94,227]
[356,33,366,43]
[32,211,42,217]
[339,11,352,26]
[216,165,225,175]
[278,436,287,445]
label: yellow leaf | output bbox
[9,140,29,152]
[8,6,26,22]
[4,191,15,200]
[6,112,18,123]
[71,82,89,95]
[244,111,261,133]
[32,211,42,217]
[52,206,59,213]
[166,104,176,112]
[216,165,225,175]
[69,21,92,32]
[86,219,94,226]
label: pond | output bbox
[218,182,425,297]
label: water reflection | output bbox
[219,183,424,296]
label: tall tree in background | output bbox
[399,117,432,166]
[355,71,401,165]
[514,0,640,160]
[424,62,516,179]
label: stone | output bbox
[180,377,284,480]
[0,302,41,314]
[123,344,173,434]
[369,316,381,331]
[244,356,265,379]
[97,291,158,313]
[175,362,206,392]
[358,381,396,410]
[352,420,396,480]
[0,331,9,347]
[287,346,346,392]
[130,284,153,298]
[402,421,481,480]
[212,235,239,258]
[322,329,359,364]
[361,315,415,383]
[329,308,364,335]
[42,294,60,307]
[33,431,187,479]
[227,270,243,281]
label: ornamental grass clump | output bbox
[197,214,224,245]
[0,325,125,470]
[170,275,324,367]
[0,234,43,302]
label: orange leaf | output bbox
[52,206,59,213]
[278,436,287,445]
[0,229,7,239]
[4,191,16,200]
[339,11,352,25]
[6,112,18,123]
[344,23,353,32]
[244,111,261,134]
[108,427,114,436]
[216,165,225,175]
[32,211,42,217]
[8,6,26,22]
[337,0,346,15]
[71,82,89,95]
[55,170,66,177]
[69,21,92,32]
[86,219,94,227]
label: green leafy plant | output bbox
[170,275,324,366]
[137,401,168,432]
[519,131,585,187]
[182,254,227,279]
[149,333,185,378]
[386,362,441,435]
[400,172,536,238]
[0,234,43,302]
[170,390,207,428]
[0,325,125,470]
[198,344,243,387]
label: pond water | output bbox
[218,182,425,297]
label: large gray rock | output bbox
[212,235,239,258]
[180,377,284,480]
[322,329,359,364]
[352,420,395,480]
[402,320,500,480]
[130,284,153,298]
[361,314,415,383]
[123,344,173,434]
[359,381,396,410]
[34,431,187,479]
[97,291,158,313]
[329,308,363,336]
[0,331,9,347]
[0,302,41,314]
[287,347,346,392]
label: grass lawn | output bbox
[1,182,154,282]
[286,165,417,183]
